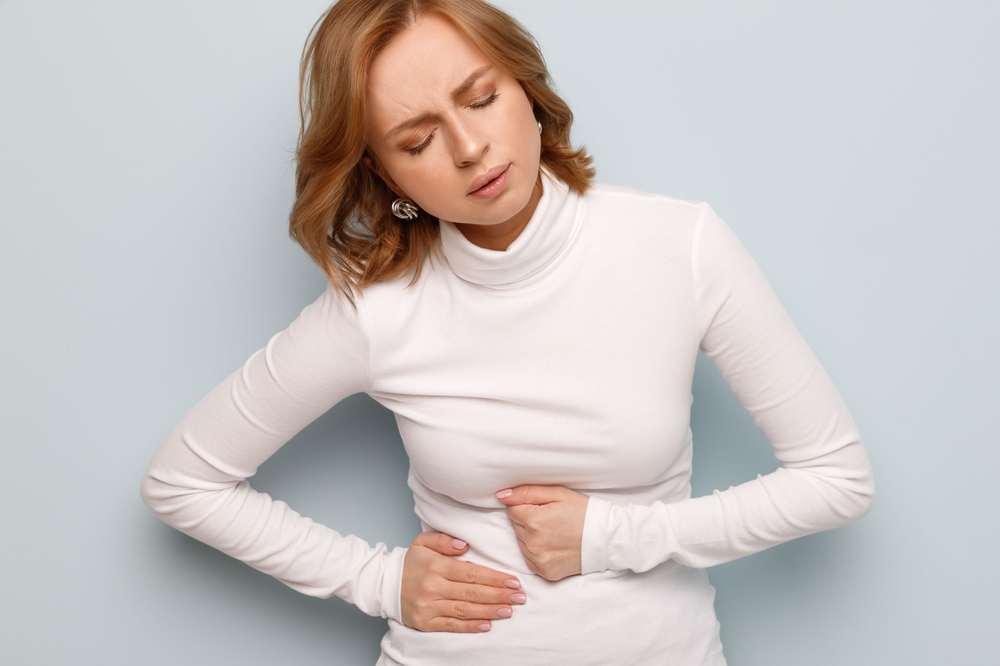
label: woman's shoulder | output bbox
[585,179,700,204]
[348,251,444,315]
[581,180,712,238]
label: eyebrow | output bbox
[385,65,494,140]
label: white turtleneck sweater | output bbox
[140,170,874,665]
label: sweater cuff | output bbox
[580,495,613,574]
[581,498,686,574]
[379,546,408,624]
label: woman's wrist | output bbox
[580,497,686,575]
[379,545,409,624]
[580,495,613,574]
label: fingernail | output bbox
[478,623,491,632]
[497,607,512,618]
[504,578,520,589]
[510,593,526,604]
[451,538,467,550]
[496,489,512,499]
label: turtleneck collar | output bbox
[438,168,581,287]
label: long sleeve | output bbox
[580,203,875,574]
[139,283,408,622]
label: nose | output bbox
[451,116,488,167]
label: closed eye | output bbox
[405,93,499,156]
[470,92,499,109]
[407,133,434,156]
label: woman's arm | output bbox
[577,203,875,574]
[141,282,525,629]
[139,283,408,620]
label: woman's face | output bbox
[365,12,542,233]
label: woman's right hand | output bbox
[401,531,526,633]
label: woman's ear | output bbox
[363,154,408,199]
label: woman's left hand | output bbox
[495,485,589,581]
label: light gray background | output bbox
[1,0,997,663]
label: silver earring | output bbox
[391,198,418,220]
[537,121,543,134]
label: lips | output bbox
[467,163,511,195]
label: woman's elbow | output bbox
[838,466,875,525]
[807,459,875,529]
[854,473,875,521]
[139,468,164,516]
[811,439,875,526]
[139,465,182,522]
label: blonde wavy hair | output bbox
[290,0,595,301]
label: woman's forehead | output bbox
[367,13,494,126]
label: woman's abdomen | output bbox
[377,558,725,666]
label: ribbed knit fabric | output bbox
[141,169,874,665]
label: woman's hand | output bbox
[495,485,589,581]
[400,532,526,633]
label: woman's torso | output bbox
[359,175,726,664]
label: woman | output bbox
[140,0,875,663]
